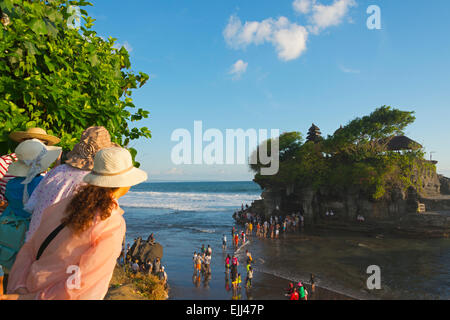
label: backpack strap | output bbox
[36,223,66,261]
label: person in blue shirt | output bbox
[0,139,61,271]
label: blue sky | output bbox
[88,0,450,181]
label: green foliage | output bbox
[251,106,431,200]
[250,131,303,188]
[0,0,151,165]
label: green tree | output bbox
[249,106,430,200]
[0,0,151,164]
[325,106,416,160]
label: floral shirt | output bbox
[24,164,89,242]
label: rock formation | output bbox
[244,171,450,238]
[128,235,163,264]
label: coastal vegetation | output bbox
[105,265,168,300]
[250,106,435,200]
[0,0,151,164]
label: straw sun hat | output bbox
[66,126,119,171]
[9,128,60,146]
[7,139,62,178]
[83,147,148,188]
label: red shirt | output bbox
[0,153,17,203]
[290,291,299,300]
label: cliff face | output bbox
[249,171,450,238]
[252,185,415,221]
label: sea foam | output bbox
[119,191,261,212]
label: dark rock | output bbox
[241,173,450,238]
[128,236,163,264]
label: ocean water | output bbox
[118,181,450,300]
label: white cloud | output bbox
[223,0,355,62]
[339,64,360,74]
[224,15,308,61]
[113,40,133,53]
[229,59,248,79]
[308,0,356,33]
[166,167,184,175]
[293,0,315,14]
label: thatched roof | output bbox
[384,136,422,151]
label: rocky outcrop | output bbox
[128,236,163,264]
[245,173,450,238]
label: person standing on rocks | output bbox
[146,260,153,275]
[153,257,161,275]
[158,266,168,289]
[131,260,140,274]
[148,233,155,244]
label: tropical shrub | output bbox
[0,0,151,164]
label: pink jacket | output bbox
[7,197,125,300]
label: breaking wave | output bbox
[119,191,261,212]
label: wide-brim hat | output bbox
[65,126,119,171]
[83,147,148,188]
[7,139,62,177]
[9,127,60,146]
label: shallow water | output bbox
[120,182,450,300]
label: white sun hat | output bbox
[7,139,62,204]
[7,139,62,178]
[83,147,148,188]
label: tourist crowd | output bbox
[233,204,320,301]
[234,206,305,240]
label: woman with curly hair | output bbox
[23,126,118,242]
[2,147,147,300]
